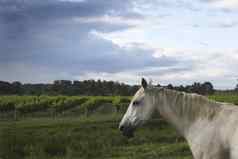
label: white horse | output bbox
[119,78,238,159]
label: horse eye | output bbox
[133,101,140,106]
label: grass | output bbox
[209,94,238,105]
[0,115,192,159]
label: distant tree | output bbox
[190,82,201,94]
[201,82,214,95]
[167,84,174,89]
[12,81,23,94]
[54,80,72,86]
[170,82,214,95]
[176,85,186,92]
[0,81,12,95]
[235,79,238,91]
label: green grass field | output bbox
[0,94,238,159]
[0,115,192,159]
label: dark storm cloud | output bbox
[0,0,139,21]
[0,0,140,38]
[0,0,180,83]
[0,0,138,59]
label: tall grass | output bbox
[0,116,192,159]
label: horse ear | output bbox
[141,78,147,89]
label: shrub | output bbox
[112,96,131,112]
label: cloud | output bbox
[0,0,142,44]
[0,31,180,82]
[217,20,238,28]
[0,0,181,84]
[201,0,238,10]
[1,0,238,89]
[74,15,142,27]
[0,0,140,21]
[133,0,202,13]
[0,0,143,62]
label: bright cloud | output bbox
[208,0,238,9]
[74,15,142,26]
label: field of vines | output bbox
[1,94,238,118]
[0,94,238,119]
[0,94,238,159]
[0,96,131,119]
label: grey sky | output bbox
[1,0,238,89]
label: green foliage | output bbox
[112,96,131,112]
[209,94,238,105]
[80,97,114,115]
[50,96,89,113]
[0,96,131,118]
[0,100,15,112]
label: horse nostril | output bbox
[119,125,124,131]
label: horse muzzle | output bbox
[119,125,135,138]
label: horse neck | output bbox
[152,88,220,136]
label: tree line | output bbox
[0,80,139,96]
[0,79,224,96]
[162,82,215,95]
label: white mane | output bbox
[147,87,222,122]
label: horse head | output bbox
[119,78,156,138]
